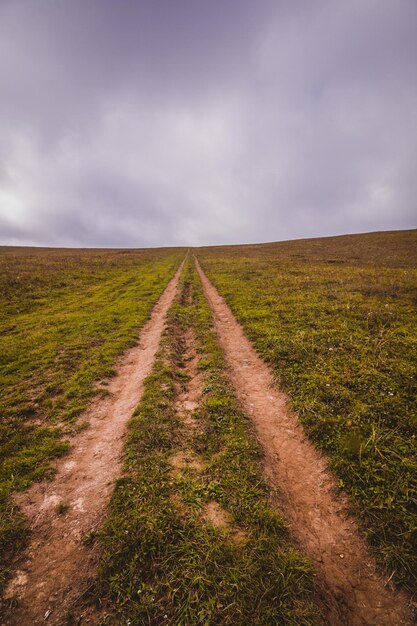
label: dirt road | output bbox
[2,257,414,626]
[196,259,413,626]
[2,263,183,626]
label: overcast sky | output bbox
[0,0,416,247]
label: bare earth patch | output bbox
[169,451,204,475]
[196,259,414,626]
[1,264,183,626]
[174,328,204,429]
[201,501,246,543]
[170,326,205,476]
[202,501,232,527]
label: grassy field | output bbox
[0,246,183,590]
[197,230,417,590]
[84,261,320,625]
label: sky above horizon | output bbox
[0,0,416,248]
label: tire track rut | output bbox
[196,258,413,626]
[1,262,183,626]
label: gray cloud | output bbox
[0,0,416,247]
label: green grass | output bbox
[197,229,417,591]
[0,246,183,591]
[89,261,320,625]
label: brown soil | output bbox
[174,328,204,428]
[201,496,247,544]
[1,264,183,626]
[168,326,205,519]
[196,259,414,626]
[202,501,232,527]
[169,326,205,472]
[169,451,204,475]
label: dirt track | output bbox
[1,263,183,626]
[196,259,413,626]
[2,257,414,626]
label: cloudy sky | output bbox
[0,0,416,247]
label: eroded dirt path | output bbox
[1,263,183,626]
[196,259,414,626]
